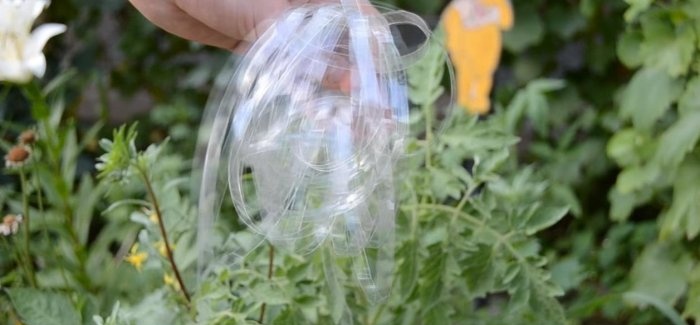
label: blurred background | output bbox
[5,0,697,324]
[5,0,624,127]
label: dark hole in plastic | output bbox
[391,23,428,57]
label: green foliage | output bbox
[92,303,129,325]
[96,124,138,182]
[602,1,700,319]
[4,0,700,324]
[7,288,81,325]
[620,67,683,131]
[503,3,545,53]
[613,0,700,257]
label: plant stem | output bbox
[406,203,525,262]
[139,169,191,304]
[18,170,37,287]
[34,167,70,288]
[1,236,28,283]
[423,102,433,169]
[258,244,275,324]
[368,300,387,325]
[0,85,10,121]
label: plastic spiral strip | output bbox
[195,0,449,302]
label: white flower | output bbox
[0,214,23,236]
[0,0,66,83]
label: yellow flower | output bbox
[155,240,167,257]
[163,273,180,291]
[125,243,148,271]
[149,212,159,225]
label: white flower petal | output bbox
[24,52,46,77]
[24,23,65,57]
[0,225,10,236]
[0,59,32,83]
[32,0,49,20]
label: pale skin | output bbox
[128,0,376,90]
[129,0,374,52]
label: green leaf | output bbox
[529,281,569,325]
[679,76,700,114]
[607,128,646,167]
[117,290,177,324]
[629,243,693,306]
[620,68,682,130]
[321,247,347,324]
[423,303,450,325]
[272,308,306,325]
[7,288,81,325]
[418,244,446,310]
[96,123,139,182]
[624,0,653,21]
[74,176,103,245]
[608,187,652,222]
[525,81,564,137]
[550,184,582,217]
[403,0,442,14]
[640,14,696,77]
[624,292,686,325]
[683,265,700,321]
[618,30,644,67]
[653,110,700,168]
[580,0,598,18]
[525,206,568,235]
[550,257,586,292]
[429,168,462,201]
[408,32,446,108]
[546,5,587,39]
[250,282,289,306]
[503,4,544,52]
[398,240,419,299]
[615,164,660,193]
[507,262,564,318]
[660,159,700,239]
[462,245,498,297]
[421,224,448,248]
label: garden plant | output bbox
[2,0,700,324]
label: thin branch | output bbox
[258,244,275,324]
[405,203,525,262]
[139,169,191,304]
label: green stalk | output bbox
[258,244,275,324]
[138,168,191,304]
[18,170,37,287]
[423,101,433,169]
[34,165,70,287]
[1,236,29,285]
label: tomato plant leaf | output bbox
[7,288,81,325]
[620,67,682,131]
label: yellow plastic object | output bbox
[443,0,513,114]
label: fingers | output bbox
[130,0,378,53]
[129,0,238,49]
[173,0,290,44]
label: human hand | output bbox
[129,0,333,52]
[129,0,380,52]
[129,0,377,91]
